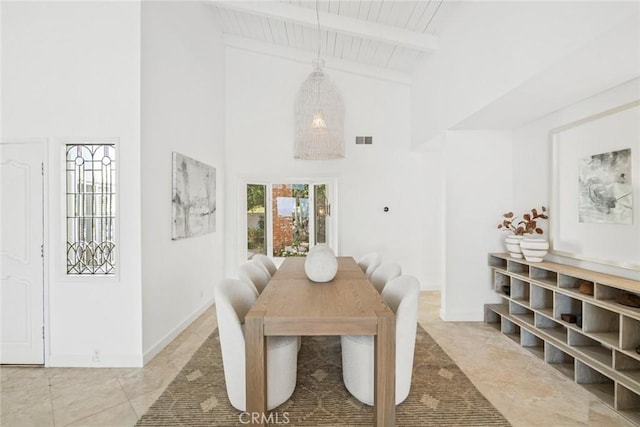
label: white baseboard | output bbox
[47,353,143,368]
[439,308,484,322]
[142,297,215,365]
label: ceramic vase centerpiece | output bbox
[504,235,525,259]
[304,245,338,282]
[520,238,549,262]
[498,206,549,261]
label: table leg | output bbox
[374,311,395,426]
[246,313,267,426]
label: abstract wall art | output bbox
[172,152,216,240]
[579,148,632,225]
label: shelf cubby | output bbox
[576,360,615,407]
[545,343,575,380]
[616,383,640,425]
[568,329,613,367]
[485,253,640,425]
[614,351,640,387]
[621,316,640,354]
[521,328,545,359]
[501,317,521,344]
[583,303,620,349]
[596,283,620,302]
[510,302,534,326]
[507,260,529,276]
[535,314,567,343]
[510,278,530,305]
[530,284,553,311]
[484,308,503,334]
[554,293,583,326]
[530,266,558,287]
[488,254,508,269]
[535,303,554,320]
[558,273,582,291]
[494,271,511,295]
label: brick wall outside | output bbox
[272,184,294,256]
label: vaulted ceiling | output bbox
[209,1,453,76]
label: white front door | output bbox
[0,141,45,364]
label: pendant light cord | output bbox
[315,0,321,66]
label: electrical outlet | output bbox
[92,349,101,363]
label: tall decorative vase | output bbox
[520,238,549,262]
[504,235,525,258]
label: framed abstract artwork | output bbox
[171,152,216,240]
[550,100,639,270]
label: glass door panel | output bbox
[272,184,309,257]
[247,184,267,259]
[314,184,328,244]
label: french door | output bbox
[245,180,336,260]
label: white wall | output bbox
[412,1,640,320]
[1,1,143,366]
[441,131,513,320]
[411,1,639,147]
[140,2,226,362]
[513,78,640,281]
[224,48,429,288]
[419,146,446,292]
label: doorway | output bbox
[245,180,337,260]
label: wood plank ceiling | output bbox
[209,1,452,74]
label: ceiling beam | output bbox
[224,34,413,85]
[212,1,438,53]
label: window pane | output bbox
[66,144,116,275]
[247,184,267,259]
[273,184,309,257]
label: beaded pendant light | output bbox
[293,1,345,160]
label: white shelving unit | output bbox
[485,253,640,425]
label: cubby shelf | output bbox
[485,253,640,426]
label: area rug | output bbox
[137,325,510,426]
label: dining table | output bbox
[245,256,396,426]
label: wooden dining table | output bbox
[245,256,396,426]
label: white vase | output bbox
[304,246,338,282]
[520,238,549,262]
[504,235,525,258]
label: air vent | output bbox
[355,136,373,145]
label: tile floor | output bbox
[1,292,635,426]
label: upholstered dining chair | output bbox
[253,254,278,277]
[238,261,271,294]
[214,278,298,411]
[356,252,381,278]
[369,262,402,293]
[340,275,420,406]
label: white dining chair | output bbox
[357,252,381,278]
[238,261,271,294]
[214,278,298,411]
[252,254,278,277]
[340,275,420,406]
[369,261,402,293]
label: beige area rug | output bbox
[137,325,510,426]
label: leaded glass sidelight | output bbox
[66,144,116,275]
